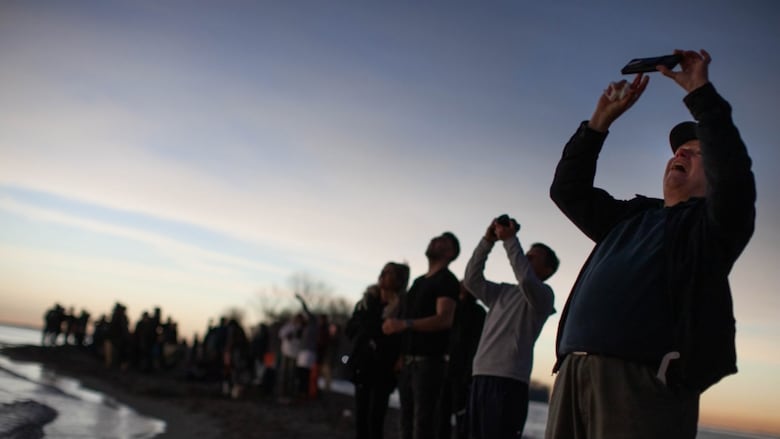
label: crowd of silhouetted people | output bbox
[40,299,347,402]
[43,302,186,372]
[42,304,90,347]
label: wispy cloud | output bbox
[0,195,287,278]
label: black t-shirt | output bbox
[400,268,460,356]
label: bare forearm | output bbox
[407,313,454,332]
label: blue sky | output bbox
[1,0,779,433]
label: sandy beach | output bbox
[2,345,399,439]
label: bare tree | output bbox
[252,272,340,323]
[252,285,288,322]
[323,296,353,325]
[288,272,333,311]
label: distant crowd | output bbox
[40,298,347,402]
[43,302,188,373]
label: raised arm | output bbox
[295,294,313,319]
[550,74,656,242]
[660,49,755,259]
[491,218,554,314]
[463,221,504,307]
[503,236,554,315]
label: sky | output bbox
[1,0,778,434]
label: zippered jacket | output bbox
[550,83,756,392]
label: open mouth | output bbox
[671,163,687,173]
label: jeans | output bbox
[398,356,446,439]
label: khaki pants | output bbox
[546,354,700,439]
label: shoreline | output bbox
[1,345,382,438]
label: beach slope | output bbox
[1,345,372,438]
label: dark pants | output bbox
[468,375,529,439]
[398,356,446,439]
[354,378,394,439]
[278,355,297,397]
[296,366,310,397]
[436,377,453,439]
[545,354,700,439]
[436,375,471,439]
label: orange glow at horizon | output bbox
[699,410,780,436]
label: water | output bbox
[0,324,165,438]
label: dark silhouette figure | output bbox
[347,262,410,439]
[73,310,90,347]
[42,304,65,346]
[105,303,130,369]
[437,283,486,439]
[382,233,461,439]
[223,319,250,398]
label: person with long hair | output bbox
[346,262,410,439]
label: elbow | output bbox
[463,271,475,288]
[463,268,477,288]
[436,305,456,331]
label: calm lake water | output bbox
[0,324,165,438]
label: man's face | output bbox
[663,140,707,203]
[425,235,453,261]
[526,247,551,281]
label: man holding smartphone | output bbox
[546,49,756,438]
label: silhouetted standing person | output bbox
[42,304,65,346]
[464,215,558,439]
[314,313,331,398]
[295,294,319,400]
[106,303,129,369]
[223,319,250,398]
[546,49,755,438]
[73,310,90,347]
[383,232,461,439]
[135,312,155,372]
[278,313,302,400]
[347,262,410,439]
[250,323,270,386]
[436,282,485,439]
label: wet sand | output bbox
[2,345,399,438]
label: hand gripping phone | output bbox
[621,54,681,75]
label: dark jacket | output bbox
[550,83,756,392]
[345,290,401,386]
[446,295,486,384]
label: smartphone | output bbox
[621,54,681,75]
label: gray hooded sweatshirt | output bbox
[464,236,555,383]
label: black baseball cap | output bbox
[669,121,698,152]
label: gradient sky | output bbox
[1,0,778,434]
